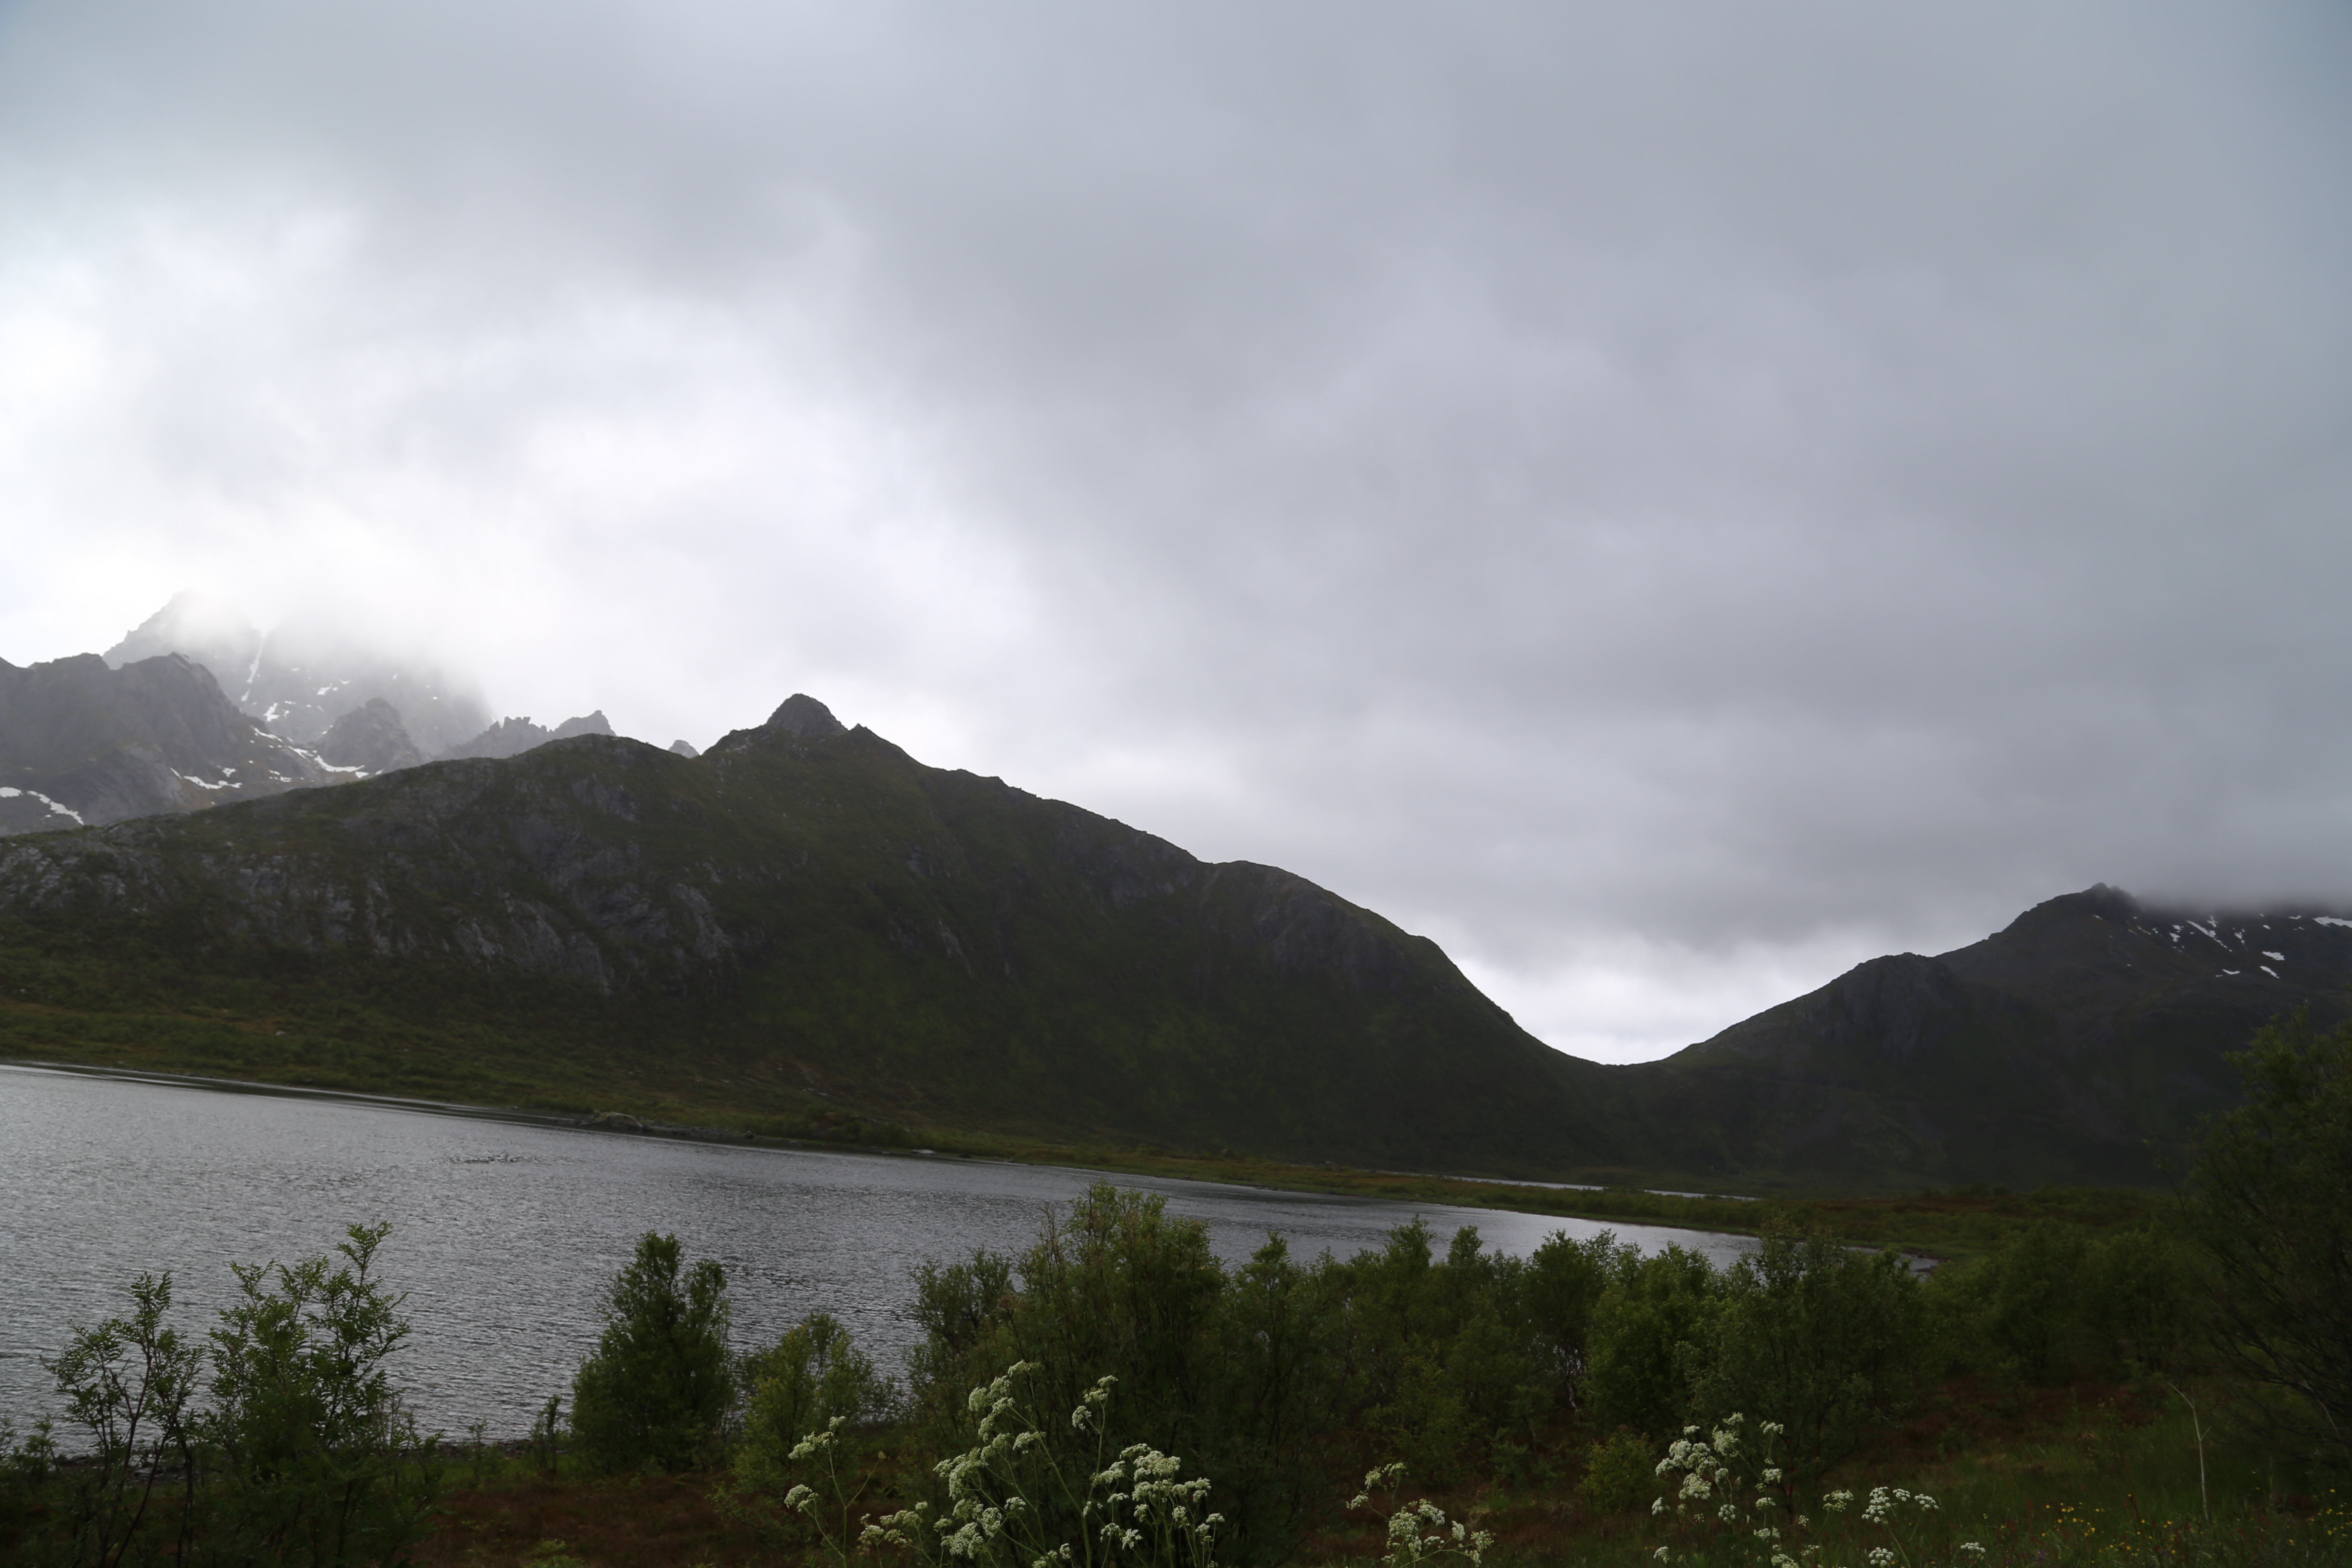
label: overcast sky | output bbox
[3,2,2348,1061]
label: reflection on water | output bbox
[0,1063,1752,1435]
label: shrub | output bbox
[1522,1230,1617,1407]
[1689,1228,1927,1475]
[570,1232,733,1473]
[2183,1010,2352,1471]
[733,1311,895,1499]
[1583,1244,1721,1438]
[1574,1428,1657,1516]
[1967,1221,2094,1384]
[202,1222,443,1566]
[40,1270,204,1567]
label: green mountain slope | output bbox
[1620,886,2352,1188]
[0,699,1628,1176]
[0,688,2335,1190]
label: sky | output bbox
[3,2,2349,1062]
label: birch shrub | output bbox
[31,1271,202,1568]
[1686,1229,1928,1477]
[570,1232,733,1474]
[732,1311,897,1509]
[201,1222,442,1567]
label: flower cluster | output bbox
[854,1364,1220,1568]
[1648,1416,1817,1568]
[1349,1464,1494,1568]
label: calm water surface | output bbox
[0,1063,1751,1436]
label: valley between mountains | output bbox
[2,644,2341,1192]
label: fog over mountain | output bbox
[2,3,2347,1059]
[107,593,491,759]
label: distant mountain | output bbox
[106,593,491,758]
[318,698,426,775]
[0,652,337,834]
[1623,885,2352,1187]
[441,711,616,761]
[0,678,2332,1187]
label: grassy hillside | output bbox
[0,718,1635,1179]
[0,711,2318,1192]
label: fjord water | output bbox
[0,1063,1752,1437]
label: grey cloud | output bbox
[1,1,2347,1056]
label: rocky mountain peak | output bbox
[104,591,262,689]
[101,594,490,758]
[0,651,334,833]
[441,710,615,762]
[317,698,425,776]
[765,694,847,739]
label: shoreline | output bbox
[0,1053,2098,1262]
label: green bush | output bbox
[1687,1228,1927,1476]
[202,1222,442,1567]
[2077,1222,2199,1376]
[2184,1010,2352,1471]
[733,1311,895,1500]
[899,1189,1623,1562]
[1522,1229,1616,1405]
[905,1187,1334,1565]
[1574,1427,1657,1516]
[38,1270,203,1567]
[1583,1244,1721,1438]
[570,1232,733,1473]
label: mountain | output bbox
[0,696,1627,1176]
[318,698,427,775]
[1623,885,2352,1187]
[0,681,2330,1187]
[0,652,338,834]
[442,711,616,761]
[106,593,491,758]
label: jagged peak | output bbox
[104,591,260,674]
[765,694,847,739]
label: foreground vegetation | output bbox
[5,1015,2347,1567]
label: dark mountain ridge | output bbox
[0,652,337,833]
[6,612,634,839]
[1626,886,2352,1186]
[0,684,2332,1188]
[0,697,1626,1175]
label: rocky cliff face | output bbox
[317,698,427,775]
[0,740,739,992]
[0,652,337,835]
[441,710,616,761]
